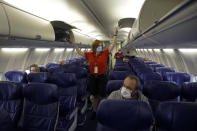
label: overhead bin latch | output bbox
[35,35,41,40]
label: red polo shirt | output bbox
[85,49,109,76]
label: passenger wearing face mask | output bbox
[108,75,149,105]
[71,28,118,113]
[114,49,124,59]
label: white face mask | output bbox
[121,86,132,99]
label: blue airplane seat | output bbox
[0,109,16,131]
[144,61,157,65]
[140,72,162,83]
[106,80,123,96]
[5,70,27,83]
[49,72,78,131]
[27,72,49,83]
[39,66,47,72]
[182,82,197,102]
[135,67,153,76]
[0,81,23,129]
[63,66,88,126]
[96,100,154,131]
[143,81,179,116]
[46,63,59,70]
[114,66,132,72]
[155,67,175,80]
[20,83,59,131]
[109,71,135,80]
[156,102,197,131]
[148,64,165,72]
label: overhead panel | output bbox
[0,3,9,36]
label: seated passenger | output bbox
[123,57,129,62]
[144,57,150,62]
[114,49,124,59]
[30,64,40,72]
[59,60,65,65]
[108,75,149,104]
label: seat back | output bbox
[27,72,49,83]
[0,81,23,128]
[5,71,27,83]
[143,81,179,115]
[0,109,16,131]
[149,64,164,71]
[166,72,191,88]
[114,66,131,72]
[156,102,197,131]
[140,72,162,83]
[155,67,175,80]
[109,71,134,80]
[49,72,78,130]
[106,80,123,96]
[21,83,59,131]
[97,100,154,131]
[182,82,197,101]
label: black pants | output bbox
[87,74,108,97]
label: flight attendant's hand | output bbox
[114,27,118,36]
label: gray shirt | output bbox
[108,89,150,105]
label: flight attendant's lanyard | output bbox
[94,55,98,74]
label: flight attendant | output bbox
[71,28,118,112]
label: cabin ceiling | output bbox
[3,0,145,41]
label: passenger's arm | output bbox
[70,41,85,57]
[108,28,118,52]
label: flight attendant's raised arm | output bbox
[108,27,118,52]
[70,41,85,57]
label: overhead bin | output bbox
[1,3,55,41]
[0,3,9,37]
[127,0,197,49]
[72,30,95,45]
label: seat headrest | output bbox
[24,83,58,105]
[143,81,179,100]
[182,82,197,100]
[27,72,49,83]
[144,61,157,65]
[140,72,162,82]
[156,102,197,131]
[149,64,164,71]
[49,72,77,87]
[46,63,59,69]
[135,68,153,75]
[156,67,175,72]
[106,80,123,95]
[0,81,22,100]
[64,67,87,78]
[114,66,131,71]
[39,66,46,72]
[5,71,27,83]
[97,100,153,131]
[165,72,191,87]
[109,71,134,80]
